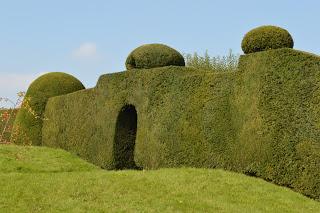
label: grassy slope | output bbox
[0,145,97,173]
[0,145,319,212]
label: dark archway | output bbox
[113,104,140,170]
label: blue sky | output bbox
[1,0,320,106]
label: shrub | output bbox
[12,72,85,145]
[241,25,294,54]
[125,43,185,70]
[0,92,24,144]
[184,49,239,72]
[0,109,18,144]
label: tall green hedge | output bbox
[43,67,235,170]
[233,48,320,200]
[42,49,320,200]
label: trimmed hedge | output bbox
[125,44,185,70]
[241,25,294,54]
[42,48,320,200]
[12,72,85,145]
[43,67,235,170]
[233,48,320,200]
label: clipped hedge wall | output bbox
[43,67,235,170]
[12,72,85,145]
[125,44,185,70]
[233,48,320,200]
[241,25,294,54]
[42,49,320,200]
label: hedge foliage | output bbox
[125,44,185,70]
[42,49,320,200]
[233,49,320,200]
[241,25,294,54]
[12,72,85,145]
[42,67,234,170]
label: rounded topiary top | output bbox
[125,43,185,70]
[12,72,85,145]
[241,25,294,54]
[25,72,85,98]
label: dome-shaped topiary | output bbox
[241,25,294,54]
[12,72,85,145]
[125,43,185,70]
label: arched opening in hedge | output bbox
[113,104,140,170]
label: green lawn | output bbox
[0,145,319,212]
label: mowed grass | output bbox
[0,145,319,213]
[0,144,97,173]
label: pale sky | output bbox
[1,0,320,107]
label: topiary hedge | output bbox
[233,48,320,200]
[241,25,294,54]
[43,67,235,170]
[42,48,320,200]
[12,72,85,145]
[125,43,185,70]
